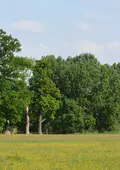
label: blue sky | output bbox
[1,0,120,64]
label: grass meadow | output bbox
[0,134,120,170]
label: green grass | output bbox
[0,134,120,170]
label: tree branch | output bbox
[41,119,46,123]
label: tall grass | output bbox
[0,134,120,170]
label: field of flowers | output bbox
[0,134,120,170]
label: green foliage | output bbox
[30,56,61,128]
[84,114,96,131]
[53,97,85,133]
[1,28,120,134]
[0,29,33,132]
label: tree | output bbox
[52,54,100,133]
[26,105,30,134]
[53,96,85,134]
[1,29,120,134]
[0,29,33,133]
[93,64,120,132]
[30,56,61,134]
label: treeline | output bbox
[0,29,120,134]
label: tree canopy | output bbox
[1,29,120,134]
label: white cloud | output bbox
[62,40,120,64]
[77,22,93,32]
[62,42,72,48]
[18,39,120,65]
[39,43,48,50]
[77,40,104,55]
[19,43,57,59]
[84,13,96,20]
[76,40,120,64]
[11,20,45,33]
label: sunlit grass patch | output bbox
[0,134,120,170]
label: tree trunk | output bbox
[38,114,42,134]
[26,105,30,134]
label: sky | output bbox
[1,0,120,64]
